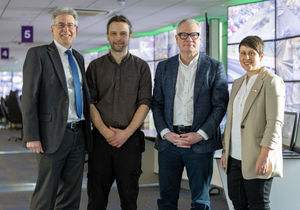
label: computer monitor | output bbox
[293,113,300,153]
[282,111,298,150]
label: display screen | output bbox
[282,111,297,149]
[168,30,179,57]
[227,41,275,82]
[276,0,300,39]
[276,37,300,81]
[12,72,23,93]
[129,36,154,61]
[284,82,300,113]
[228,0,275,44]
[155,32,168,60]
[294,114,300,153]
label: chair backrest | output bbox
[0,97,8,119]
[6,91,22,124]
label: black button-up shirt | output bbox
[86,52,152,128]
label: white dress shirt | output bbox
[231,74,258,160]
[160,55,208,140]
[54,40,84,122]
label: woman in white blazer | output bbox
[221,36,285,210]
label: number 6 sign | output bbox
[21,26,33,43]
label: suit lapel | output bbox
[241,71,265,123]
[193,54,208,100]
[167,56,179,124]
[48,42,68,94]
[73,50,85,76]
[230,77,244,105]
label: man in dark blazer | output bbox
[152,18,229,210]
[22,6,92,210]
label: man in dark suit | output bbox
[22,6,92,210]
[152,18,229,210]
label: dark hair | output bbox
[239,36,264,55]
[107,15,132,34]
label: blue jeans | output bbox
[157,144,214,210]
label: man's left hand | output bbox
[174,132,202,147]
[107,127,131,148]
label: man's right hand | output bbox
[26,141,44,153]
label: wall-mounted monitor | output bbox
[168,30,179,57]
[276,37,300,81]
[129,36,154,61]
[227,0,275,44]
[282,111,298,150]
[284,82,300,113]
[155,32,168,60]
[294,113,300,153]
[276,0,300,39]
[227,41,275,82]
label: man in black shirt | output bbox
[86,15,152,210]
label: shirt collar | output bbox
[54,40,72,55]
[108,51,131,64]
[178,54,199,68]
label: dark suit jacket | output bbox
[152,53,229,153]
[22,41,92,153]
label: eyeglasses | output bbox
[177,32,200,40]
[54,23,77,29]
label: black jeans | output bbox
[87,129,144,210]
[227,156,273,210]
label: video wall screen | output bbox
[276,0,300,39]
[276,37,300,81]
[228,0,275,44]
[129,36,155,61]
[0,72,23,98]
[285,82,300,113]
[12,72,23,93]
[168,30,179,57]
[155,32,168,60]
[227,41,275,82]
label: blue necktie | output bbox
[65,50,82,118]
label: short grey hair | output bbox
[176,18,201,34]
[51,6,78,26]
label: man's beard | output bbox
[111,41,127,52]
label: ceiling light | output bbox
[49,7,110,17]
[117,0,126,6]
[74,8,110,16]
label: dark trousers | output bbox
[30,125,86,210]
[87,129,144,210]
[157,144,213,210]
[227,156,273,210]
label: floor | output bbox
[0,128,229,210]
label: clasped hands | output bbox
[103,126,132,148]
[164,132,202,148]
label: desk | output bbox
[214,150,300,210]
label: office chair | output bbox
[0,97,9,127]
[5,91,23,141]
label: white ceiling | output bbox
[0,0,235,71]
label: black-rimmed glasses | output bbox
[177,32,200,40]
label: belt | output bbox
[67,121,83,130]
[173,125,191,134]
